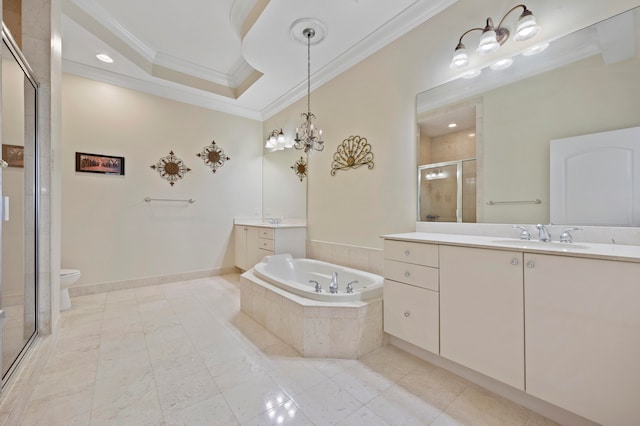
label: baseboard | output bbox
[69,267,238,297]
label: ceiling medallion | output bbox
[330,135,374,176]
[150,150,191,186]
[197,140,230,173]
[291,156,308,182]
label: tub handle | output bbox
[309,280,322,293]
[404,311,410,317]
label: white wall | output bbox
[61,74,262,286]
[263,0,640,254]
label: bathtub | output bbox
[253,253,383,302]
[241,253,384,358]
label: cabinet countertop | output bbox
[234,219,306,229]
[383,232,640,263]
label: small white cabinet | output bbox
[234,224,305,271]
[525,254,640,425]
[383,240,439,354]
[440,245,525,390]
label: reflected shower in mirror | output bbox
[416,6,640,225]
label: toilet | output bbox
[60,269,81,311]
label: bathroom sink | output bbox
[491,239,590,250]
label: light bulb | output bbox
[515,11,540,41]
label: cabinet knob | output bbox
[511,258,519,266]
[404,271,410,277]
[404,249,410,256]
[527,261,535,268]
[404,311,410,317]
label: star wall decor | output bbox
[197,140,230,173]
[291,156,308,181]
[150,150,191,186]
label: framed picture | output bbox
[2,144,24,168]
[75,152,125,175]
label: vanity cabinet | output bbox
[383,240,439,354]
[524,254,640,425]
[440,246,525,390]
[234,225,305,271]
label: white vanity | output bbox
[383,232,640,425]
[234,219,306,271]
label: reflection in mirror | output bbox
[416,7,640,225]
[417,104,477,223]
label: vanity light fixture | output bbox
[265,128,290,151]
[449,4,540,70]
[294,28,324,154]
[96,53,114,63]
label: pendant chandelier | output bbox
[294,28,324,154]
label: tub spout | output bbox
[346,280,358,294]
[329,272,339,294]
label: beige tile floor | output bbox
[18,273,558,425]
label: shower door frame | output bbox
[1,22,40,388]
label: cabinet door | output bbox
[440,245,524,390]
[246,227,264,268]
[383,279,439,354]
[234,226,248,270]
[525,254,640,425]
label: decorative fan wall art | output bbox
[330,135,374,176]
[291,156,308,181]
[197,140,230,173]
[150,150,191,186]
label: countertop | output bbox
[383,232,640,263]
[234,218,306,229]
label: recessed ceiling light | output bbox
[522,42,550,56]
[490,58,514,70]
[448,123,457,128]
[96,53,114,63]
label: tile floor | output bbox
[18,273,558,425]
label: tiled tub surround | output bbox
[307,240,384,276]
[240,268,383,359]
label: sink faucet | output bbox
[329,272,339,294]
[536,224,551,242]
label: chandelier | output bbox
[294,28,324,154]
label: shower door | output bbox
[418,159,477,223]
[0,24,39,385]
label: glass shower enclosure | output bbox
[418,159,476,223]
[0,23,39,386]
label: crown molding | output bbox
[63,59,263,120]
[261,0,458,119]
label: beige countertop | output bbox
[383,232,640,263]
[234,218,306,229]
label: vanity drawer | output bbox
[384,259,439,291]
[384,240,438,267]
[258,238,274,251]
[259,228,274,239]
[384,279,439,354]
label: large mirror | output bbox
[417,6,640,225]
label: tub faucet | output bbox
[329,272,339,294]
[346,280,358,294]
[536,224,551,242]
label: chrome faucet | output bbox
[346,280,358,294]
[536,224,551,242]
[329,272,339,294]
